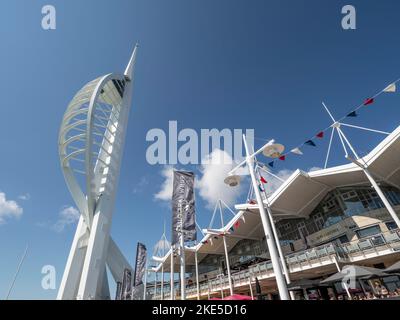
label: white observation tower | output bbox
[57,45,138,300]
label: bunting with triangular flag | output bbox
[230,227,234,232]
[268,161,274,168]
[291,147,303,155]
[305,140,316,147]
[201,240,208,245]
[363,98,374,106]
[258,184,264,192]
[384,83,396,93]
[346,111,357,117]
[250,78,400,171]
[260,176,267,184]
[234,221,240,228]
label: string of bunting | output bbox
[261,80,399,169]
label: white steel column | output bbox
[248,272,254,300]
[195,249,200,300]
[337,127,400,229]
[154,272,158,300]
[161,264,164,301]
[255,168,294,300]
[243,134,290,300]
[219,201,234,296]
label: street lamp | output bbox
[224,135,290,300]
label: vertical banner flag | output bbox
[133,242,147,287]
[171,171,196,245]
[121,268,132,300]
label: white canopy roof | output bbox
[153,124,400,272]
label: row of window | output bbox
[276,186,400,242]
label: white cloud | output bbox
[154,166,174,201]
[18,193,31,201]
[0,192,23,224]
[197,149,244,209]
[132,176,149,194]
[154,149,244,209]
[52,206,80,232]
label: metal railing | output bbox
[154,229,400,299]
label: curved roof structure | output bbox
[154,124,400,272]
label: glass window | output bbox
[356,225,381,239]
[297,221,308,237]
[313,212,324,230]
[386,221,398,230]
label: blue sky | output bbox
[1,0,400,299]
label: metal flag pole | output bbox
[178,200,186,300]
[195,247,200,300]
[170,246,174,300]
[333,257,352,299]
[322,102,400,229]
[5,245,28,300]
[143,262,148,300]
[242,134,290,300]
[218,200,234,296]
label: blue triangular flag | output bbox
[346,111,357,117]
[305,140,316,147]
[268,161,274,168]
[258,184,264,192]
[230,227,234,232]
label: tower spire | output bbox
[124,43,139,80]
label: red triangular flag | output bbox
[260,176,267,184]
[279,155,286,161]
[316,131,324,138]
[364,98,374,106]
[234,221,240,228]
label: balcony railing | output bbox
[154,229,400,300]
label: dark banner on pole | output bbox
[171,170,196,245]
[133,242,147,287]
[121,269,132,300]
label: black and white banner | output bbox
[121,268,132,300]
[133,242,147,287]
[171,170,196,245]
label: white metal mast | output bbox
[322,102,400,229]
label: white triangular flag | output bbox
[384,83,396,93]
[291,147,303,155]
